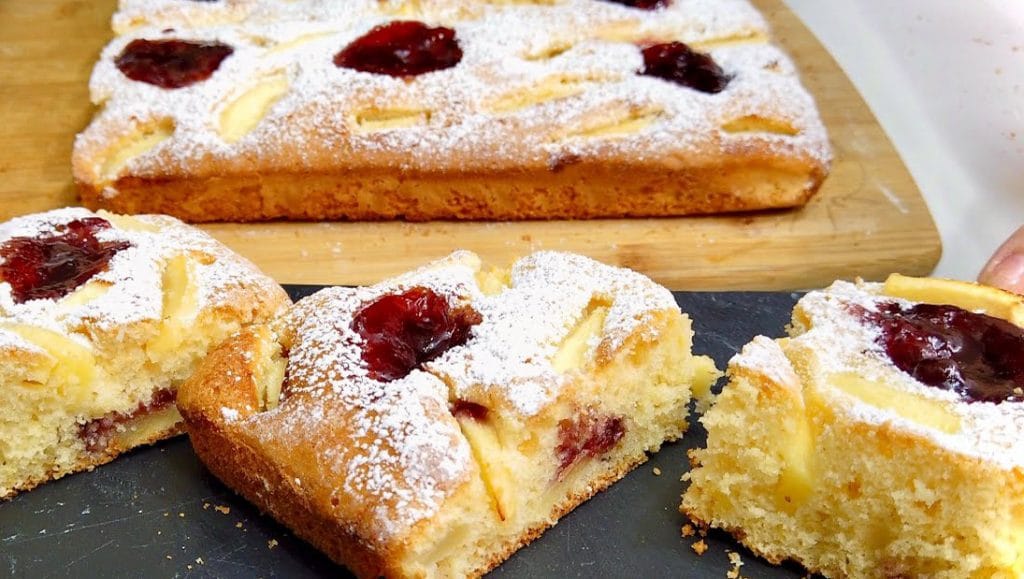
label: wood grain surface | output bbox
[0,0,940,290]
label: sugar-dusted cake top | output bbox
[734,277,1024,471]
[237,249,682,538]
[0,208,280,346]
[75,0,829,191]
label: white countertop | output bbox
[785,0,1024,281]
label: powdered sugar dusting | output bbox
[744,280,1024,470]
[0,208,280,348]
[76,0,829,188]
[429,251,678,416]
[245,251,481,539]
[234,249,678,537]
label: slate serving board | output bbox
[1,288,811,578]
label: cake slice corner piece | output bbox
[682,275,1024,578]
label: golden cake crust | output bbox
[178,250,719,577]
[74,0,830,222]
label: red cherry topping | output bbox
[352,287,481,382]
[603,0,671,9]
[334,21,462,77]
[115,39,234,89]
[0,217,130,304]
[451,400,489,422]
[555,410,626,479]
[856,302,1024,404]
[640,41,730,94]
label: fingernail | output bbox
[980,253,1024,294]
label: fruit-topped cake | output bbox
[682,274,1024,578]
[74,0,830,222]
[176,250,719,577]
[0,208,289,499]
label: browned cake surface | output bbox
[74,0,830,222]
[179,251,719,577]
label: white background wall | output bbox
[785,0,1024,280]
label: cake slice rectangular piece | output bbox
[0,208,289,499]
[176,250,719,577]
[74,0,830,222]
[682,274,1024,578]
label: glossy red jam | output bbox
[555,410,626,478]
[334,21,462,77]
[115,39,234,88]
[0,217,130,304]
[352,287,481,382]
[603,0,671,9]
[79,388,177,453]
[859,301,1024,404]
[640,41,730,94]
[451,400,489,422]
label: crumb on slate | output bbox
[681,524,695,538]
[652,467,662,476]
[691,540,708,555]
[726,550,745,578]
[215,505,231,515]
[268,539,279,550]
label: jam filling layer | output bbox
[352,287,481,382]
[116,39,234,88]
[79,388,177,454]
[334,21,462,77]
[858,301,1024,404]
[0,217,130,304]
[556,409,626,479]
[640,41,730,94]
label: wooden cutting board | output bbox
[0,0,940,290]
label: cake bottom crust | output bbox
[682,364,1024,579]
[79,161,824,222]
[2,405,184,500]
[187,408,669,578]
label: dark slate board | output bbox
[1,288,808,578]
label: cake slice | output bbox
[177,250,718,577]
[0,208,289,499]
[682,274,1024,578]
[74,0,829,222]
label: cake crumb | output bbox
[1014,387,1023,396]
[726,550,745,578]
[652,467,662,476]
[687,448,701,468]
[691,539,708,555]
[235,522,244,528]
[178,512,185,518]
[196,557,205,565]
[214,505,231,515]
[165,555,172,560]
[202,502,210,510]
[681,524,696,538]
[268,539,279,550]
